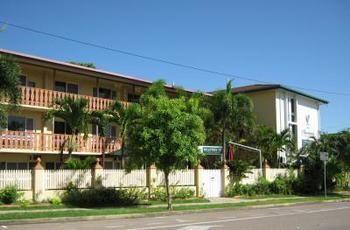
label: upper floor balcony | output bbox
[1,86,129,111]
[0,130,121,155]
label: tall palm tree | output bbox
[44,97,90,163]
[207,80,255,161]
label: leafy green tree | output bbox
[68,61,96,69]
[65,157,96,169]
[44,97,90,163]
[0,54,21,128]
[126,80,206,210]
[205,80,255,160]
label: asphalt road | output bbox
[3,201,350,230]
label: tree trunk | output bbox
[164,171,172,210]
[222,128,226,164]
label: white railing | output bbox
[101,170,147,187]
[156,170,195,186]
[45,170,92,189]
[0,170,32,190]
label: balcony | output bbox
[1,86,128,111]
[0,130,121,155]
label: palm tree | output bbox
[44,97,90,163]
[206,80,255,161]
[254,125,295,167]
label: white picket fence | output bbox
[45,170,92,189]
[101,170,147,187]
[156,170,195,186]
[0,170,32,190]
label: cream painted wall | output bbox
[243,90,277,130]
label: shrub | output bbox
[0,185,22,204]
[50,196,62,206]
[151,187,195,201]
[63,187,140,207]
[254,177,271,195]
[18,198,30,208]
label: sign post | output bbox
[320,152,329,198]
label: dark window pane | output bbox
[54,121,66,134]
[28,81,36,87]
[55,162,62,169]
[0,162,5,170]
[112,91,117,99]
[104,161,113,169]
[19,75,26,86]
[110,126,117,137]
[45,162,55,170]
[26,118,34,131]
[8,116,25,131]
[29,162,35,169]
[67,83,78,94]
[93,88,98,97]
[92,124,97,135]
[7,163,17,170]
[18,162,28,170]
[55,81,66,92]
[128,94,140,103]
[99,88,111,99]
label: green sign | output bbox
[199,146,223,155]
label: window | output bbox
[128,94,140,103]
[104,161,113,169]
[67,83,79,94]
[19,75,26,86]
[93,87,116,99]
[28,81,36,87]
[6,163,17,170]
[45,162,55,170]
[55,81,66,92]
[0,162,5,170]
[55,81,78,94]
[17,162,28,170]
[92,124,116,137]
[54,121,72,134]
[291,124,298,139]
[8,116,34,131]
[289,98,297,122]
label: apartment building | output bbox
[0,49,185,170]
[232,84,328,163]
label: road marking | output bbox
[146,222,164,226]
[127,206,350,230]
[177,225,220,230]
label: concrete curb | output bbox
[1,198,349,226]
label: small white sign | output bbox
[320,152,329,161]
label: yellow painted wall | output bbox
[242,90,277,130]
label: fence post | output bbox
[263,159,270,180]
[32,157,45,202]
[91,158,103,188]
[221,164,230,197]
[194,164,203,197]
[146,164,157,198]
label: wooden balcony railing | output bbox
[0,130,121,154]
[1,86,127,111]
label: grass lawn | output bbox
[0,195,348,221]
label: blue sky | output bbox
[1,0,349,132]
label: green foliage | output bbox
[126,80,206,209]
[18,198,30,208]
[226,175,296,197]
[63,187,140,207]
[0,54,21,128]
[205,80,256,146]
[0,185,22,204]
[44,97,90,159]
[64,157,95,169]
[151,187,195,201]
[227,159,252,184]
[50,197,62,206]
[251,125,295,167]
[68,61,96,69]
